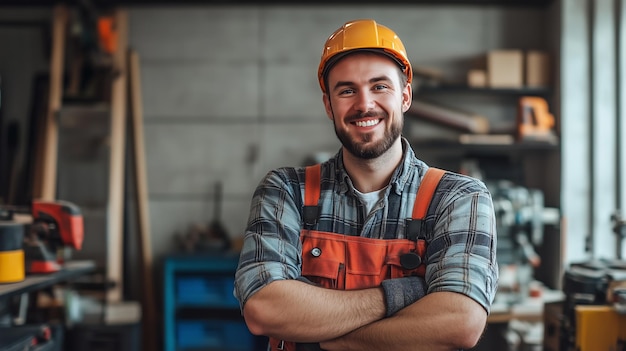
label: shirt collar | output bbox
[332,137,419,196]
[391,137,419,195]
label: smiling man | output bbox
[234,19,499,351]
[326,52,406,158]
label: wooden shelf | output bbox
[0,260,96,300]
[416,84,552,98]
[413,140,559,155]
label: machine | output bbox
[556,215,626,351]
[0,324,55,351]
[0,199,84,274]
[560,259,626,351]
[487,180,560,300]
[25,200,84,273]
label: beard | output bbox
[333,111,403,159]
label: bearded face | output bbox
[323,52,411,160]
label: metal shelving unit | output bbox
[162,254,265,351]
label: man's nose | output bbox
[354,91,376,113]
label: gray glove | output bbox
[296,343,324,351]
[381,276,427,317]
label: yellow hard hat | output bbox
[318,19,413,94]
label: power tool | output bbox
[1,199,84,274]
[516,96,558,144]
[25,200,84,273]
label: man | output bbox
[234,19,498,351]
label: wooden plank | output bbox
[128,49,157,351]
[37,4,67,201]
[106,8,128,304]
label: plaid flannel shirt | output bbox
[234,138,498,313]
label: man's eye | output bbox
[339,88,355,95]
[374,84,388,90]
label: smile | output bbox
[354,119,381,127]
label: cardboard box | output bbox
[526,50,550,87]
[487,50,523,88]
[467,69,487,87]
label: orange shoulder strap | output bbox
[412,167,446,220]
[406,167,446,241]
[303,164,322,226]
[304,164,321,206]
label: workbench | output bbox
[0,259,97,325]
[0,260,96,349]
[471,289,565,351]
[488,289,565,323]
[0,260,96,300]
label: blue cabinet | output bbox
[163,254,264,351]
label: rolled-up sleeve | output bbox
[425,179,499,313]
[234,169,304,310]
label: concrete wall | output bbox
[126,5,550,263]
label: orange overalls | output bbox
[269,165,446,351]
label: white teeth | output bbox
[355,119,380,127]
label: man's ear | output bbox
[323,94,333,120]
[401,83,412,113]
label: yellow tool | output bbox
[563,260,626,350]
[0,221,25,283]
[516,96,558,144]
[575,305,626,351]
[575,274,626,351]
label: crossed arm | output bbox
[242,279,487,351]
[243,279,385,342]
[319,291,487,351]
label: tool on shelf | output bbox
[26,200,84,273]
[0,221,25,283]
[561,259,626,351]
[516,96,558,144]
[0,199,84,274]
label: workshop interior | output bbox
[1,0,625,350]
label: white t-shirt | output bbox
[354,187,386,217]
